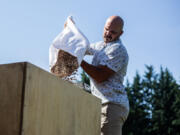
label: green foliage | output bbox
[123,72,151,135]
[123,66,180,135]
[149,67,180,135]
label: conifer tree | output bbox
[123,72,151,135]
[123,66,180,135]
[150,67,180,135]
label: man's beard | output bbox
[104,36,112,43]
[104,36,119,43]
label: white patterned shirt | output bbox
[86,39,129,114]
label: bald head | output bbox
[106,16,124,31]
[103,16,124,43]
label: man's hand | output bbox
[64,22,68,28]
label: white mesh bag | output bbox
[49,16,89,70]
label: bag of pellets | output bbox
[49,16,89,80]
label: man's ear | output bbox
[119,30,123,36]
[117,30,123,39]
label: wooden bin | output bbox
[0,62,101,135]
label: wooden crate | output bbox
[0,62,101,135]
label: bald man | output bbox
[81,16,129,135]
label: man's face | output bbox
[103,20,123,43]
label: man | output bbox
[80,16,129,135]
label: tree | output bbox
[123,72,151,135]
[123,66,180,135]
[150,67,180,135]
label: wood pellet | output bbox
[51,50,78,79]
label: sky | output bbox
[0,0,180,83]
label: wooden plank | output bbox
[0,62,25,135]
[22,63,101,135]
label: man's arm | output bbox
[80,60,115,83]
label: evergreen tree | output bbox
[150,67,180,135]
[123,66,180,135]
[123,72,151,135]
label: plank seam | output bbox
[19,62,27,135]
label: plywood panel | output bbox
[0,63,25,135]
[22,63,101,135]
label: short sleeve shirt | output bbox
[86,39,129,112]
